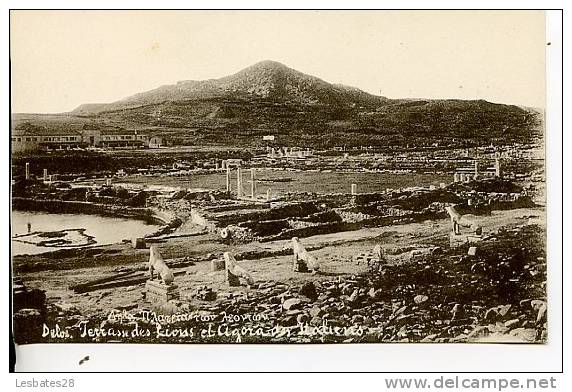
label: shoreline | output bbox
[11,198,184,257]
[12,197,169,225]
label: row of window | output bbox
[46,136,79,142]
[11,136,79,142]
[101,135,148,141]
[11,135,151,143]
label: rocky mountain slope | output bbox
[12,60,542,148]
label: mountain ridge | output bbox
[72,60,387,114]
[13,60,541,148]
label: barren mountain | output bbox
[73,60,386,114]
[13,60,541,148]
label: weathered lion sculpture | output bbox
[292,237,320,273]
[223,252,254,286]
[445,205,482,235]
[148,245,174,285]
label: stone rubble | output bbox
[31,219,546,345]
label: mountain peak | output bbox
[73,60,386,113]
[248,60,290,70]
[227,60,303,83]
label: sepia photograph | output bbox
[9,9,555,367]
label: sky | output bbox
[10,10,546,113]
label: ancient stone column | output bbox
[495,158,502,177]
[267,188,272,201]
[25,162,30,180]
[43,169,48,181]
[454,173,459,183]
[236,167,242,198]
[250,168,256,199]
[351,183,357,195]
[226,166,231,192]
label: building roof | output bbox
[99,128,139,135]
[99,128,157,136]
[12,127,81,137]
[12,126,152,137]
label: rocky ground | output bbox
[14,207,546,345]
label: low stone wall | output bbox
[238,218,290,236]
[210,201,320,227]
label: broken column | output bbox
[474,161,479,179]
[351,183,357,195]
[250,168,256,199]
[25,162,30,180]
[106,178,112,186]
[236,167,242,197]
[43,169,48,181]
[210,258,226,272]
[132,237,146,249]
[266,188,272,201]
[226,166,231,192]
[454,173,460,183]
[495,158,502,177]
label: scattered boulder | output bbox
[309,306,323,318]
[283,298,303,311]
[504,318,520,328]
[299,282,318,301]
[451,304,465,320]
[484,307,499,322]
[535,303,547,325]
[297,313,309,324]
[498,304,512,317]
